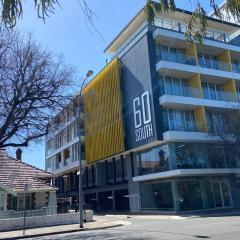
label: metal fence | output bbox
[0,206,57,219]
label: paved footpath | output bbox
[0,216,128,240]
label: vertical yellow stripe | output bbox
[83,59,125,164]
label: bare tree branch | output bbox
[0,27,75,148]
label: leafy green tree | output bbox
[145,0,240,42]
[1,0,240,41]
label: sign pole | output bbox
[23,184,28,236]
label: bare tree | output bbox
[209,109,240,167]
[0,27,74,148]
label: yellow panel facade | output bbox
[83,59,125,164]
[186,43,198,65]
[194,106,207,132]
[218,50,232,71]
[223,79,237,102]
[189,74,202,98]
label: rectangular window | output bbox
[175,143,208,169]
[141,182,174,210]
[138,145,169,175]
[0,193,6,211]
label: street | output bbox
[27,214,240,240]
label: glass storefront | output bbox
[137,143,240,177]
[140,178,232,212]
[175,143,208,169]
[137,145,169,175]
[141,182,174,210]
[176,178,232,211]
[177,181,203,211]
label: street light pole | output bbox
[78,70,93,228]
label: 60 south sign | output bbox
[133,91,153,142]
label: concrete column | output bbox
[171,181,179,212]
[48,191,57,207]
[126,153,141,213]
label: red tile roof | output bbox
[0,149,56,192]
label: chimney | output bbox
[16,148,22,161]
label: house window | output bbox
[0,193,6,211]
[64,148,70,165]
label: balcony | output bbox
[156,52,240,81]
[54,159,84,175]
[164,119,203,133]
[154,18,240,47]
[203,90,236,102]
[198,58,230,72]
[156,51,196,66]
[162,119,220,142]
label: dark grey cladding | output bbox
[120,31,161,150]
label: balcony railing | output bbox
[203,90,236,102]
[155,18,240,47]
[156,52,196,66]
[164,120,203,132]
[198,58,230,71]
[162,86,201,98]
[156,50,232,73]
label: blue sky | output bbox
[11,0,219,169]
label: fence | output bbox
[0,206,57,219]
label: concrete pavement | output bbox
[0,216,129,240]
[20,214,240,240]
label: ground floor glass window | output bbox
[141,182,174,210]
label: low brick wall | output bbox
[0,211,93,231]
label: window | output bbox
[56,153,61,169]
[202,81,225,101]
[175,143,208,169]
[141,182,174,210]
[232,59,240,73]
[206,111,226,133]
[0,193,6,211]
[63,148,70,165]
[177,181,203,211]
[138,145,169,175]
[198,53,219,70]
[207,145,226,168]
[164,109,195,132]
[156,45,187,64]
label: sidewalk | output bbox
[0,217,124,240]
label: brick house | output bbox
[0,149,57,218]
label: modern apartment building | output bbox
[46,2,240,213]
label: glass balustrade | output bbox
[161,85,201,98]
[156,51,196,66]
[155,18,240,47]
[164,119,203,132]
[198,58,230,71]
[203,89,236,102]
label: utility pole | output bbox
[78,70,93,228]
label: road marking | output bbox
[103,220,132,226]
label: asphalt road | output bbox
[27,215,240,240]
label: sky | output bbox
[10,0,220,169]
